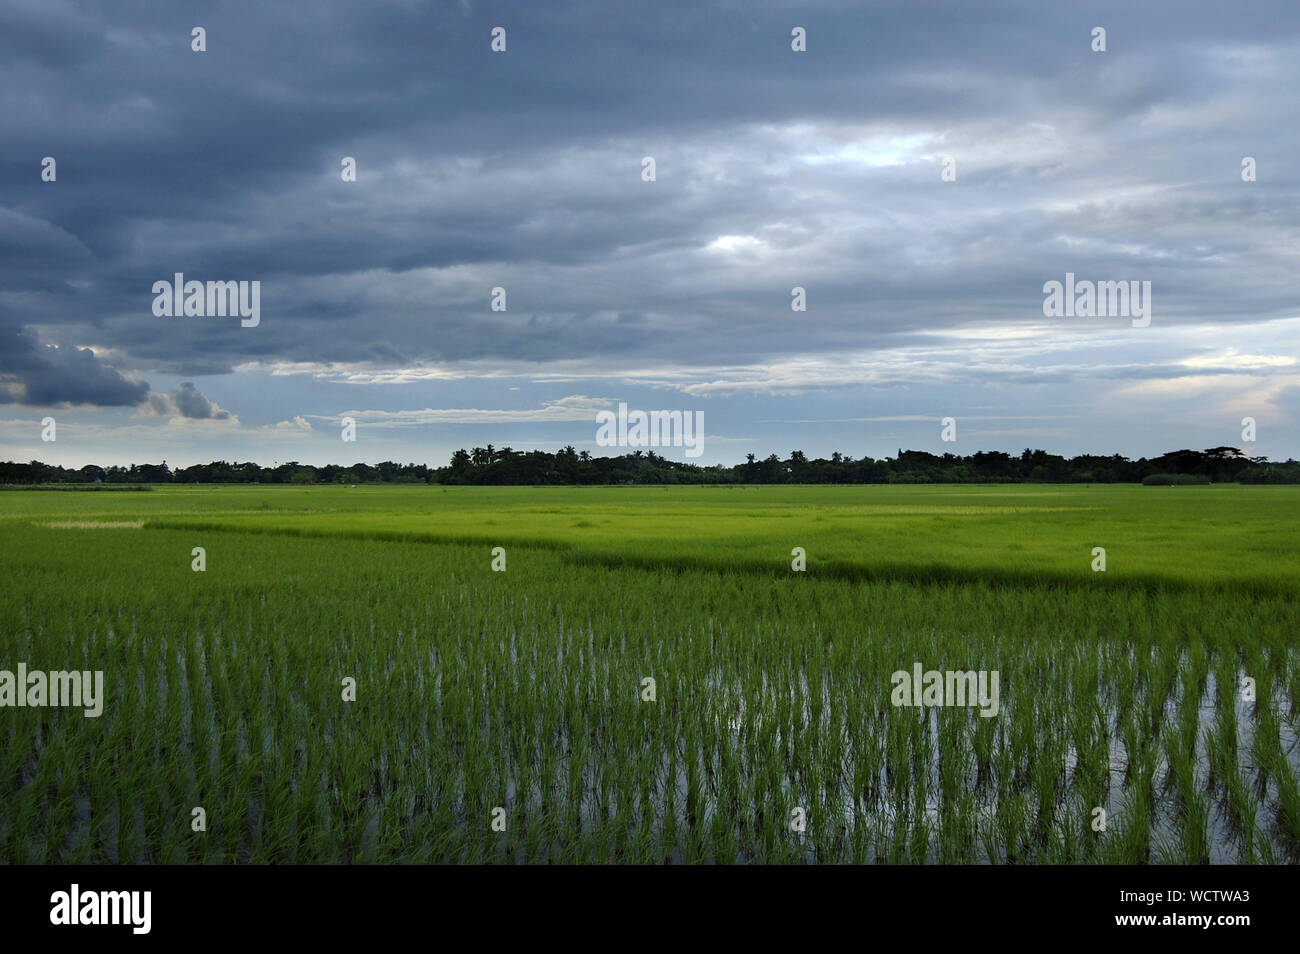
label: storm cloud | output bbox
[2,0,1297,465]
[0,325,148,407]
[143,382,233,421]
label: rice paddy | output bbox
[1,484,1297,863]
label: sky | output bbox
[2,0,1298,469]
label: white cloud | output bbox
[313,395,614,428]
[269,416,313,432]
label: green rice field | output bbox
[1,483,1297,863]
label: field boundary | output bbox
[140,518,1296,600]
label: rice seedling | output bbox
[0,484,1296,863]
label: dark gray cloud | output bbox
[139,381,232,420]
[0,325,148,406]
[169,381,230,420]
[1,0,1296,461]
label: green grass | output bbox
[0,484,1296,863]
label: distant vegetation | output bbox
[3,444,1298,485]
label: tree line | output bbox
[4,445,1298,485]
